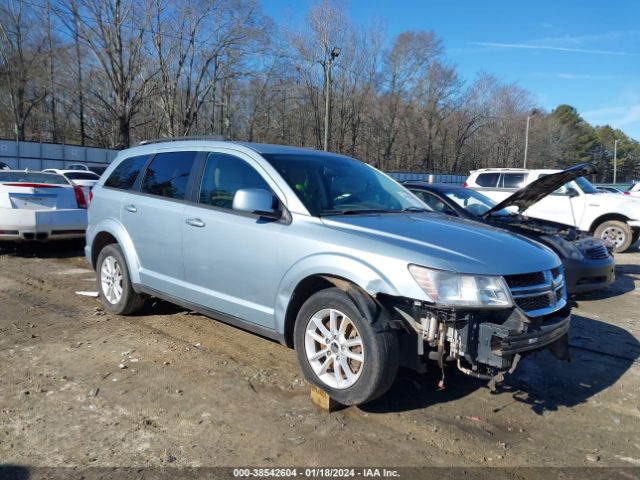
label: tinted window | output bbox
[104,155,149,190]
[65,172,100,180]
[411,190,455,215]
[199,153,271,209]
[0,172,68,185]
[141,152,197,200]
[475,173,499,187]
[501,173,525,189]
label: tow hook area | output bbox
[388,297,571,390]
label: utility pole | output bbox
[613,139,620,184]
[323,47,340,152]
[523,115,531,168]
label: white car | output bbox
[466,164,640,252]
[626,183,640,198]
[66,163,89,171]
[0,170,88,241]
[43,169,100,200]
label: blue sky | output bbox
[261,0,640,140]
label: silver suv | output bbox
[86,140,571,405]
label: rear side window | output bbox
[475,172,499,187]
[104,155,149,190]
[199,153,271,209]
[501,173,525,188]
[0,172,68,184]
[65,172,100,180]
[140,151,197,200]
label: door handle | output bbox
[186,218,205,228]
[124,204,137,213]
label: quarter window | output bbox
[140,151,197,200]
[199,153,272,210]
[475,173,499,187]
[104,155,149,190]
[501,173,525,189]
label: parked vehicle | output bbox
[466,164,640,252]
[66,163,89,171]
[0,170,87,241]
[88,166,108,176]
[627,183,640,198]
[43,169,100,200]
[0,162,9,170]
[597,186,625,194]
[405,181,614,294]
[86,140,571,405]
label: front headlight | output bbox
[408,265,513,308]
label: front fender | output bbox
[89,218,142,285]
[273,252,421,335]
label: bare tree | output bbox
[0,1,47,141]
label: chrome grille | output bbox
[505,268,566,317]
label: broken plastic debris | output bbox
[76,291,99,298]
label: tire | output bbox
[96,243,145,315]
[594,220,633,253]
[293,287,399,405]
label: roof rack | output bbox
[138,135,225,146]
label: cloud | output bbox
[582,102,640,140]
[583,104,640,127]
[470,42,638,56]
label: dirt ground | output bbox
[1,240,639,473]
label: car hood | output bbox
[321,213,561,275]
[482,163,597,218]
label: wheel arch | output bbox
[90,219,142,285]
[276,255,403,348]
[589,213,630,233]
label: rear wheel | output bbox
[293,288,399,405]
[594,220,633,253]
[96,244,145,315]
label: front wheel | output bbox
[293,288,399,405]
[96,243,145,315]
[594,220,633,253]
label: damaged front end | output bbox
[382,267,571,389]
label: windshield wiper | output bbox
[401,207,429,213]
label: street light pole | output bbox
[323,47,340,152]
[613,139,620,184]
[523,115,531,169]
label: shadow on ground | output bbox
[0,239,85,259]
[363,314,639,415]
[575,262,640,301]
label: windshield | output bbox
[263,153,427,216]
[65,172,100,180]
[0,172,68,185]
[442,188,511,217]
[574,176,598,194]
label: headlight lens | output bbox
[409,265,513,307]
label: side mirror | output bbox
[566,187,580,197]
[232,188,280,219]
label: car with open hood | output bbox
[466,164,640,252]
[85,139,571,405]
[404,176,615,295]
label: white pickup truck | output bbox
[465,164,640,252]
